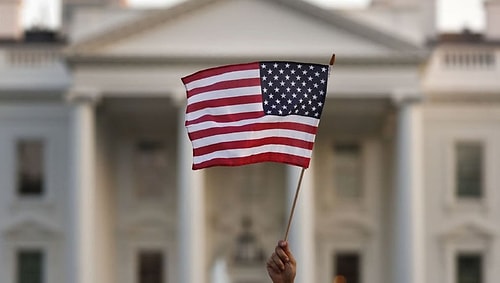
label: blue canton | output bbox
[259,61,329,119]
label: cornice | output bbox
[66,53,426,67]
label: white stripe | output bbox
[187,115,319,133]
[185,69,260,91]
[191,129,315,149]
[186,103,263,123]
[193,144,312,165]
[187,86,261,106]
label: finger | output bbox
[271,252,285,271]
[275,245,289,263]
[266,258,281,273]
[279,241,296,264]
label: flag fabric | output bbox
[182,61,330,170]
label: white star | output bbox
[291,69,296,74]
[302,70,307,75]
[267,110,272,114]
[279,69,284,74]
[287,99,292,104]
[286,87,291,92]
[263,88,268,93]
[261,64,267,69]
[313,83,318,88]
[321,67,327,72]
[298,64,302,69]
[312,106,317,111]
[268,69,273,74]
[292,93,297,98]
[307,88,312,92]
[283,105,287,110]
[274,87,280,92]
[285,75,290,80]
[278,110,283,115]
[285,63,290,68]
[315,113,319,117]
[318,102,323,107]
[276,99,281,104]
[268,82,273,86]
[269,94,274,98]
[295,109,299,113]
[264,100,269,105]
[297,87,302,92]
[319,90,324,95]
[315,72,320,77]
[271,104,276,109]
[262,76,267,81]
[305,111,309,115]
[302,82,306,87]
[274,75,279,80]
[308,76,313,81]
[320,79,325,84]
[303,93,308,98]
[299,99,304,103]
[313,95,318,100]
[291,82,296,86]
[280,81,285,86]
[296,76,301,80]
[301,104,306,109]
[308,100,312,105]
[309,65,314,70]
[274,63,278,68]
[281,93,286,98]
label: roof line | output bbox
[67,0,423,55]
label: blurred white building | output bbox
[0,0,499,283]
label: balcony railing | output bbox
[441,49,497,70]
[0,46,63,68]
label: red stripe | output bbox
[182,62,260,85]
[187,94,263,113]
[185,111,264,126]
[193,137,313,156]
[189,122,318,140]
[187,78,261,98]
[192,152,310,170]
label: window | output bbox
[334,252,361,283]
[134,141,168,199]
[457,253,482,283]
[333,143,362,198]
[17,140,44,196]
[455,142,482,198]
[138,250,164,283]
[17,249,44,283]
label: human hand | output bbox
[266,240,296,283]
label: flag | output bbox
[182,61,330,170]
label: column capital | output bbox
[66,87,102,105]
[390,88,422,106]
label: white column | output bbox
[286,165,315,283]
[178,105,206,283]
[69,97,97,283]
[392,100,424,283]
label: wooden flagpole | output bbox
[283,54,336,241]
[283,167,306,241]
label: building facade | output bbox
[0,0,499,283]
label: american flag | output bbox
[182,61,330,170]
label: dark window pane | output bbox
[138,250,164,283]
[17,249,44,283]
[456,142,482,198]
[457,253,482,283]
[335,252,361,283]
[17,140,44,196]
[334,143,362,198]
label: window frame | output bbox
[16,248,45,283]
[15,139,46,198]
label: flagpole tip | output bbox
[329,54,336,66]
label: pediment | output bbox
[67,0,422,59]
[2,215,61,239]
[438,219,498,240]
